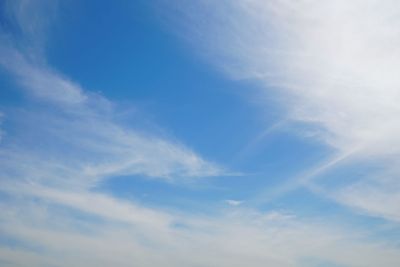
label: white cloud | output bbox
[1,182,173,228]
[336,184,400,223]
[0,44,86,105]
[1,190,400,267]
[2,0,58,51]
[0,1,224,186]
[169,0,400,222]
[225,199,243,206]
[331,163,400,223]
[173,0,400,154]
[0,45,222,187]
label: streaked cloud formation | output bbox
[0,42,221,185]
[0,1,400,266]
[171,0,400,222]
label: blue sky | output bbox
[1,1,400,266]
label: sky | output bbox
[0,0,400,266]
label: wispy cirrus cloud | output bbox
[168,0,400,222]
[1,1,400,266]
[0,1,223,184]
[0,41,222,187]
[0,0,224,264]
[171,0,400,153]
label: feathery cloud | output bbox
[169,0,400,222]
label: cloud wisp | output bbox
[0,45,222,186]
[169,0,400,222]
[0,0,224,189]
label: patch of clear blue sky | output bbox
[0,69,23,107]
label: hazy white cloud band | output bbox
[170,0,400,222]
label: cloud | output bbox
[168,0,400,222]
[1,182,173,228]
[225,199,243,206]
[1,0,58,51]
[331,162,400,223]
[0,45,222,188]
[0,0,224,186]
[1,188,400,267]
[336,182,400,223]
[172,0,400,154]
[0,44,86,105]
